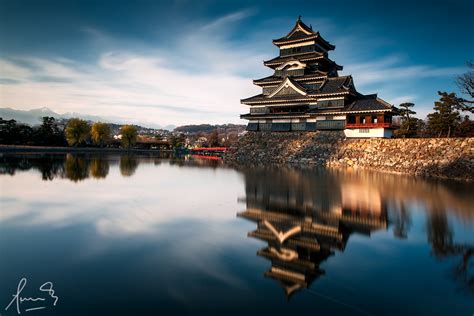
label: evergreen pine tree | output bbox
[397,102,418,137]
[427,92,461,138]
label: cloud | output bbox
[337,54,463,115]
[0,9,263,126]
[0,160,246,236]
[388,95,416,105]
[0,9,464,124]
[201,8,256,32]
[342,55,464,88]
[0,78,21,85]
[0,59,32,81]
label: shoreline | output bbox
[224,132,474,182]
[2,139,473,182]
[0,145,173,154]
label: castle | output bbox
[241,17,396,138]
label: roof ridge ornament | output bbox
[297,15,301,22]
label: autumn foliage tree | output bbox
[65,118,90,146]
[91,122,110,147]
[120,125,137,149]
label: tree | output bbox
[91,122,110,147]
[415,119,428,137]
[209,130,219,146]
[120,125,137,149]
[0,118,33,144]
[34,116,65,146]
[427,92,461,138]
[396,102,418,138]
[0,116,66,146]
[65,118,90,146]
[398,102,416,120]
[455,115,474,137]
[456,61,474,112]
[170,133,185,149]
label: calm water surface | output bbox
[0,153,473,315]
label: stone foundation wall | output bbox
[224,132,474,181]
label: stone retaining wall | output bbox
[224,132,474,181]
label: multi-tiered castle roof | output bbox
[240,17,396,137]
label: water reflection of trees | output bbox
[0,153,227,182]
[427,211,473,292]
[0,154,112,182]
[90,157,110,179]
[65,154,90,182]
[237,167,474,297]
[119,155,138,177]
[391,202,412,239]
[0,155,65,180]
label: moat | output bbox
[0,153,473,315]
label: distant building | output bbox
[241,17,397,138]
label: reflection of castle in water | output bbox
[238,168,388,298]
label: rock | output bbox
[224,133,474,182]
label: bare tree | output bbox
[456,61,474,112]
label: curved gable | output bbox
[269,77,307,98]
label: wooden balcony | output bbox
[345,122,393,129]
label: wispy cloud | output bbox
[337,55,464,116]
[343,55,463,88]
[0,9,263,126]
[0,9,465,124]
[201,8,256,32]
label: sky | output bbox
[0,0,473,127]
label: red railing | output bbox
[190,147,227,152]
[345,122,393,129]
[191,154,221,161]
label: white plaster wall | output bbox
[344,128,392,138]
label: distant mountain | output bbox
[163,124,177,131]
[0,107,175,130]
[0,107,109,126]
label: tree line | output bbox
[0,117,139,148]
[394,61,474,138]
